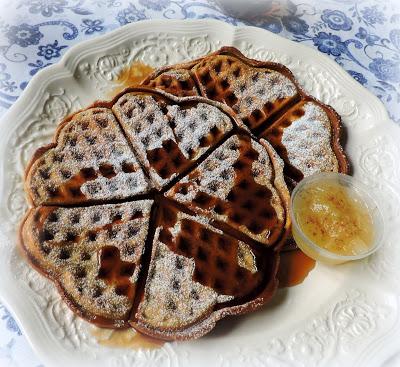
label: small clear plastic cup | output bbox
[290,172,384,264]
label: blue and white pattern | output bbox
[0,0,399,120]
[0,0,399,365]
[0,304,43,366]
[0,0,398,120]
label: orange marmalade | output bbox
[292,177,374,261]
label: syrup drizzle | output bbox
[111,62,154,96]
[97,246,135,298]
[260,111,305,184]
[147,139,192,179]
[156,203,265,297]
[278,249,316,288]
[91,327,164,349]
[171,134,283,244]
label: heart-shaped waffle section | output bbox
[192,55,299,131]
[132,202,278,340]
[25,107,150,206]
[21,87,290,339]
[112,91,233,188]
[21,200,153,327]
[259,97,349,189]
[166,134,289,247]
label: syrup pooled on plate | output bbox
[293,179,374,257]
[91,328,164,349]
[278,250,316,288]
[111,62,154,95]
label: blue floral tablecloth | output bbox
[0,0,399,366]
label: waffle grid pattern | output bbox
[142,47,348,188]
[22,87,288,339]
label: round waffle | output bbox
[21,87,290,340]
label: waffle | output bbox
[20,87,291,340]
[144,69,199,97]
[165,133,290,248]
[144,47,349,252]
[25,107,150,206]
[132,202,279,340]
[143,47,300,131]
[259,97,349,188]
[20,200,153,327]
[112,90,234,189]
[142,46,349,186]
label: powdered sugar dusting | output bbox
[169,220,181,241]
[25,200,152,320]
[162,69,193,82]
[24,85,291,339]
[29,108,150,205]
[80,171,148,200]
[251,139,284,222]
[251,138,273,183]
[136,226,232,329]
[166,134,286,246]
[282,102,339,177]
[167,135,240,204]
[260,138,285,174]
[190,213,219,231]
[231,70,297,119]
[113,94,174,151]
[112,93,177,188]
[167,102,232,160]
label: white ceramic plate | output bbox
[0,19,399,367]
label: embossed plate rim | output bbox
[0,19,399,367]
